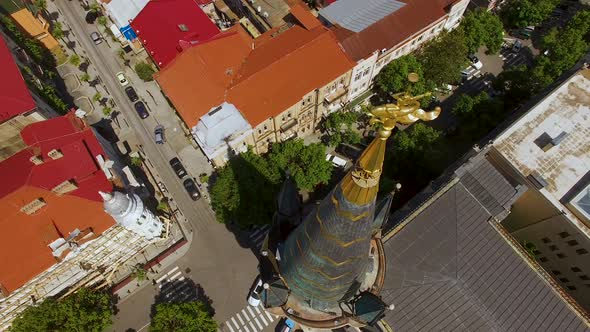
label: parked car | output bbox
[468,54,483,70]
[247,276,264,307]
[134,101,149,119]
[90,31,102,45]
[125,86,139,102]
[512,40,523,53]
[169,157,188,179]
[278,318,295,332]
[154,125,165,144]
[326,153,347,168]
[182,178,201,201]
[116,72,129,86]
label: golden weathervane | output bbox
[367,73,441,140]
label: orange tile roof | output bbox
[0,113,115,294]
[155,26,252,128]
[289,3,322,30]
[0,187,113,294]
[157,16,355,128]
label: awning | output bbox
[120,25,137,41]
[109,24,122,38]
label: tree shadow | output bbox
[150,278,214,318]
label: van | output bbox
[326,153,347,168]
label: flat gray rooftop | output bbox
[319,0,406,33]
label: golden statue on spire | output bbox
[367,73,441,140]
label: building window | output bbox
[559,278,570,283]
[559,232,570,238]
[288,113,292,118]
[552,270,561,275]
[363,68,370,76]
[567,240,579,246]
[541,237,551,243]
[580,275,590,281]
[557,253,567,259]
[576,248,588,255]
[549,245,558,251]
[572,267,582,272]
[418,35,424,42]
[258,130,262,134]
[539,257,548,262]
[264,125,268,130]
[567,286,577,291]
[354,72,362,81]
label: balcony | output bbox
[280,119,298,141]
[324,85,348,104]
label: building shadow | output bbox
[150,278,214,318]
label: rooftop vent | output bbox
[29,155,44,165]
[209,105,223,116]
[51,179,79,195]
[20,198,47,215]
[527,171,548,190]
[534,131,568,152]
[178,24,189,32]
[47,149,63,160]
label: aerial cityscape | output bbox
[0,0,589,331]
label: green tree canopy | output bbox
[452,92,505,136]
[9,288,112,332]
[210,149,280,227]
[51,21,64,40]
[322,111,363,146]
[135,62,156,81]
[500,0,560,28]
[460,9,504,54]
[150,302,217,332]
[211,139,334,227]
[418,30,468,86]
[268,139,332,191]
[374,55,428,94]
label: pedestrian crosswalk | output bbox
[155,266,197,303]
[248,225,270,250]
[222,305,278,332]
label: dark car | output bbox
[169,157,187,179]
[125,86,139,102]
[134,101,149,119]
[183,178,201,201]
[467,54,479,64]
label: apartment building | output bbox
[487,68,590,311]
[0,0,59,50]
[318,0,469,101]
[156,5,355,166]
[0,112,164,329]
[0,34,56,162]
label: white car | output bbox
[116,72,129,86]
[247,277,263,307]
[326,153,347,168]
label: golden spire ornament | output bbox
[368,73,441,140]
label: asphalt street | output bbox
[53,1,260,330]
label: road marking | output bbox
[231,317,240,330]
[168,271,182,280]
[259,313,268,326]
[226,322,235,332]
[242,324,250,332]
[248,321,256,332]
[242,309,250,320]
[254,306,261,314]
[264,311,273,321]
[156,266,180,283]
[247,306,255,318]
[254,317,263,329]
[178,276,185,282]
[236,312,245,325]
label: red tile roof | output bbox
[157,13,355,128]
[0,112,114,294]
[329,0,452,61]
[0,34,36,123]
[131,0,220,68]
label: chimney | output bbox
[20,198,47,215]
[51,179,79,195]
[29,155,44,165]
[47,149,63,160]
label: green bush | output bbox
[134,62,156,82]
